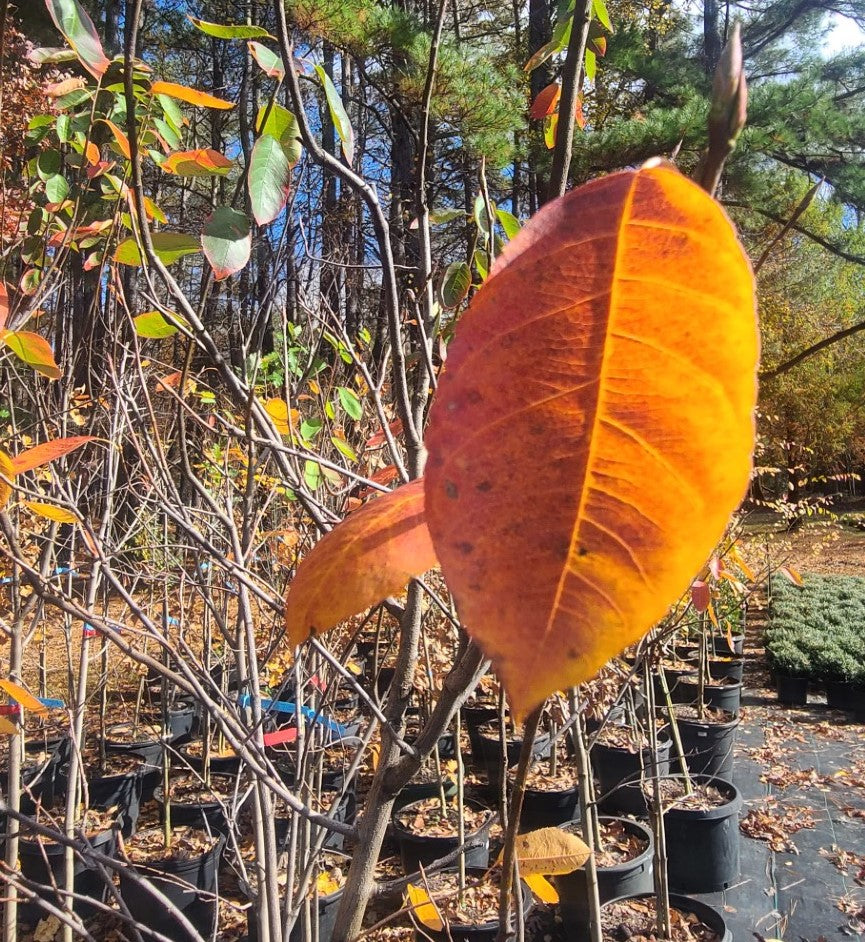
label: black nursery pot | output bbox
[412,868,534,942]
[678,678,743,717]
[663,775,742,893]
[56,765,143,836]
[825,679,858,711]
[519,778,580,831]
[168,701,198,742]
[593,735,672,816]
[674,713,739,781]
[119,830,224,942]
[155,774,239,836]
[654,667,698,705]
[473,723,551,788]
[600,892,732,942]
[554,817,654,936]
[394,778,457,811]
[274,788,356,851]
[462,704,499,758]
[104,725,163,766]
[246,873,346,942]
[18,822,117,926]
[775,673,809,706]
[392,799,491,874]
[177,744,242,776]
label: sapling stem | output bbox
[656,664,692,796]
[644,657,671,938]
[549,720,558,777]
[496,703,543,942]
[455,707,466,900]
[698,612,708,722]
[572,698,602,942]
[497,686,508,830]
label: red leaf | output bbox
[691,580,710,612]
[0,285,8,331]
[12,436,95,473]
[530,82,561,120]
[366,418,404,449]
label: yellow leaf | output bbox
[499,827,591,876]
[0,449,15,509]
[0,715,18,735]
[406,884,444,931]
[308,378,320,395]
[264,398,299,435]
[524,873,559,903]
[0,679,47,714]
[0,330,61,379]
[728,543,755,582]
[22,500,78,524]
[316,872,341,896]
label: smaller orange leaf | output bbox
[22,500,79,524]
[0,449,15,509]
[285,478,436,647]
[316,872,342,896]
[100,119,131,159]
[366,418,403,449]
[162,148,233,176]
[530,82,561,120]
[84,141,100,165]
[406,884,444,932]
[779,565,803,586]
[151,81,235,110]
[0,679,47,714]
[12,436,95,474]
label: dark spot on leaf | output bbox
[467,389,483,404]
[578,546,589,557]
[568,648,579,659]
[476,480,492,493]
[445,481,458,500]
[456,541,474,555]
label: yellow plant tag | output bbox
[406,883,444,931]
[0,679,46,714]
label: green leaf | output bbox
[0,330,61,379]
[430,207,466,225]
[37,150,61,181]
[300,417,323,442]
[133,310,188,339]
[314,64,354,165]
[45,0,110,78]
[331,435,358,462]
[439,261,471,309]
[114,232,201,267]
[585,47,597,81]
[256,104,302,165]
[54,88,92,111]
[304,459,322,490]
[248,42,285,79]
[249,134,292,226]
[473,195,495,237]
[337,386,362,421]
[154,117,181,150]
[592,0,613,32]
[56,114,71,143]
[187,16,272,39]
[474,248,490,281]
[158,94,184,130]
[29,47,78,65]
[496,208,522,240]
[201,208,251,280]
[44,174,69,204]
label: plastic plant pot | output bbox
[600,892,732,942]
[776,673,809,706]
[554,816,654,936]
[392,798,491,874]
[593,734,672,816]
[674,712,739,781]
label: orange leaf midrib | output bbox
[535,172,640,654]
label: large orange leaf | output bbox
[424,164,758,717]
[285,479,437,646]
